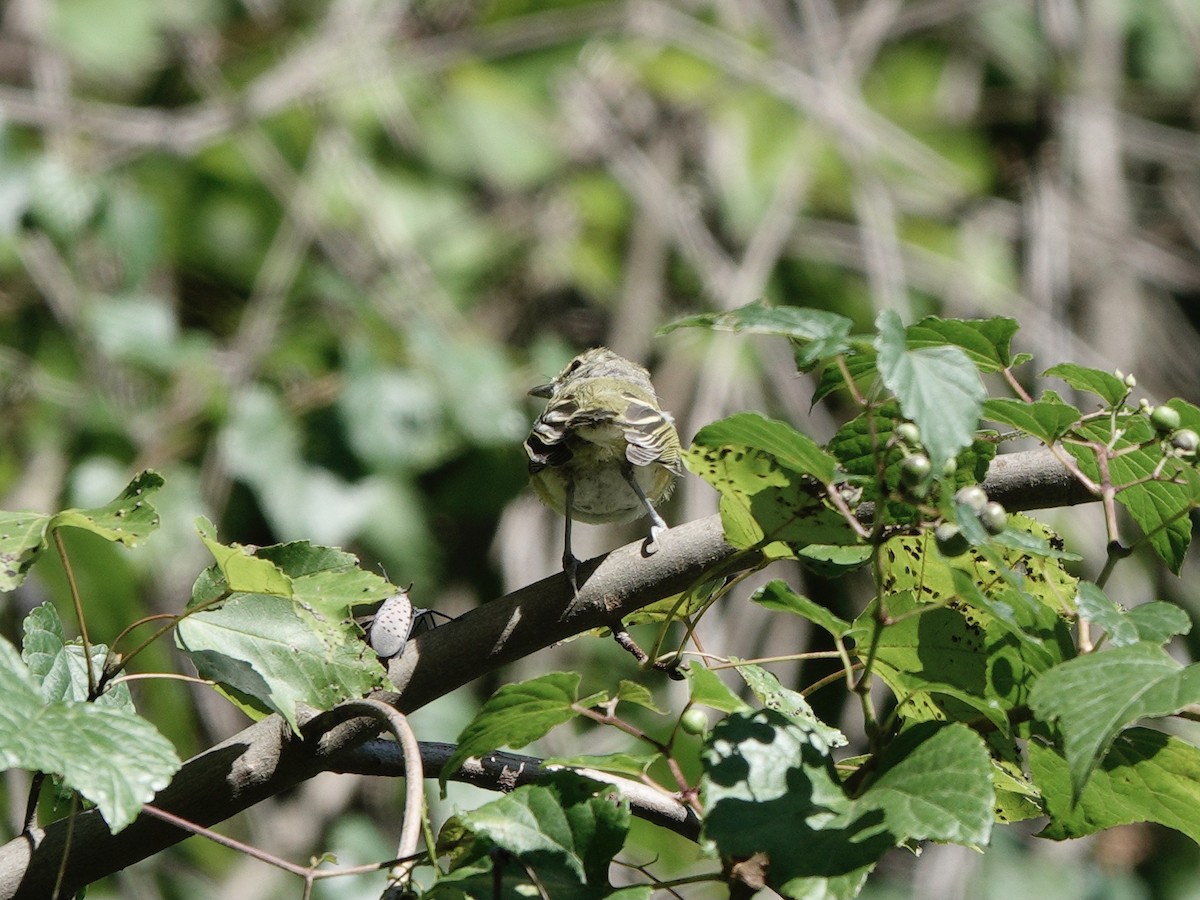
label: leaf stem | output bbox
[52,529,95,698]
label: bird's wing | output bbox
[621,397,683,474]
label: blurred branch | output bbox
[0,448,1091,898]
[0,3,625,161]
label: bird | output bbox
[524,347,683,591]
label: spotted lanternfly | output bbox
[369,588,415,659]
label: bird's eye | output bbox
[565,358,583,375]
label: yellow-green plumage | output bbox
[524,348,683,587]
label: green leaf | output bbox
[685,662,750,713]
[442,673,604,787]
[175,593,387,733]
[465,778,623,883]
[751,579,850,637]
[659,301,854,369]
[982,397,1081,444]
[1066,414,1200,572]
[826,401,995,521]
[50,470,164,546]
[0,471,164,591]
[615,680,666,714]
[1074,582,1139,647]
[992,761,1044,826]
[1031,728,1200,843]
[875,311,986,471]
[813,347,878,405]
[905,316,1020,372]
[195,517,293,598]
[254,541,395,619]
[702,712,992,895]
[1028,643,1200,799]
[812,316,1020,405]
[852,723,995,847]
[22,603,131,710]
[0,511,51,591]
[431,773,645,900]
[0,632,179,832]
[686,415,860,553]
[796,543,874,577]
[685,460,855,554]
[736,662,847,747]
[1042,363,1128,407]
[1127,602,1192,644]
[701,709,883,888]
[690,412,838,483]
[851,591,1009,730]
[860,529,1076,728]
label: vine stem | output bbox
[96,591,231,697]
[144,698,427,894]
[802,661,864,698]
[574,704,694,805]
[699,650,845,670]
[49,794,78,900]
[835,353,867,407]
[141,803,417,884]
[336,699,426,890]
[52,530,95,698]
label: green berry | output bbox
[900,454,932,486]
[894,422,921,446]
[980,501,1008,535]
[942,457,958,477]
[955,485,988,512]
[1171,429,1199,455]
[935,523,970,558]
[1150,405,1182,434]
[680,708,708,736]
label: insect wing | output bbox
[369,591,415,658]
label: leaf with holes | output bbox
[860,529,1076,728]
[686,416,860,553]
[737,662,847,746]
[49,470,163,547]
[0,471,164,591]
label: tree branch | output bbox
[334,740,701,840]
[0,448,1085,898]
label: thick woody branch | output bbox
[0,449,1085,898]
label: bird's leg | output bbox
[621,464,668,554]
[563,475,579,594]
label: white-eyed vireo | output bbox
[524,347,683,590]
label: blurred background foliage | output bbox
[3,0,1200,897]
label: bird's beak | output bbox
[528,383,554,398]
